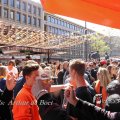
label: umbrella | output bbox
[41,0,120,29]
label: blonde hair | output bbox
[98,67,111,88]
[0,66,7,77]
[117,68,120,82]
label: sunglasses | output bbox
[41,79,53,84]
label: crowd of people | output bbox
[0,55,120,120]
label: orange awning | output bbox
[41,0,120,29]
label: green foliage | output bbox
[90,34,110,55]
[20,50,33,55]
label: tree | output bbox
[90,34,110,55]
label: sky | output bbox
[33,0,120,36]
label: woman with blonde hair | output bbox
[116,68,120,82]
[107,64,118,80]
[94,67,111,108]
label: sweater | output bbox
[12,84,41,120]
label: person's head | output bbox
[23,60,39,86]
[107,80,120,96]
[97,67,111,88]
[63,61,69,71]
[40,63,46,69]
[36,69,52,92]
[107,59,110,66]
[107,65,118,78]
[44,66,51,71]
[93,62,96,68]
[26,55,32,61]
[100,60,107,68]
[112,60,118,66]
[105,52,108,55]
[88,62,94,70]
[0,66,7,78]
[69,59,85,80]
[105,94,120,112]
[57,63,63,70]
[8,60,16,70]
[97,51,99,53]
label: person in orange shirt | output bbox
[94,67,111,108]
[12,60,41,120]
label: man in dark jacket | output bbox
[37,86,120,120]
[0,73,17,120]
[66,59,93,120]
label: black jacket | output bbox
[0,88,13,120]
[38,93,72,120]
[38,93,120,120]
[66,86,93,120]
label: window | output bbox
[51,17,54,23]
[38,8,41,16]
[22,2,26,11]
[55,19,58,24]
[33,17,36,26]
[4,8,8,18]
[72,25,74,29]
[16,0,20,9]
[75,26,77,30]
[67,23,70,28]
[10,11,14,20]
[58,29,61,35]
[61,30,64,35]
[77,27,80,31]
[28,4,31,13]
[64,22,67,27]
[33,6,36,15]
[52,27,55,33]
[10,0,14,7]
[48,26,51,32]
[55,28,58,34]
[70,24,73,29]
[22,14,26,24]
[28,16,31,24]
[4,0,8,5]
[48,16,51,22]
[16,12,21,21]
[38,19,41,27]
[58,20,61,25]
[61,21,64,26]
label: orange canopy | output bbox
[41,0,120,29]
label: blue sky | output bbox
[33,0,120,36]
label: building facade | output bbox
[0,0,44,30]
[0,0,94,60]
